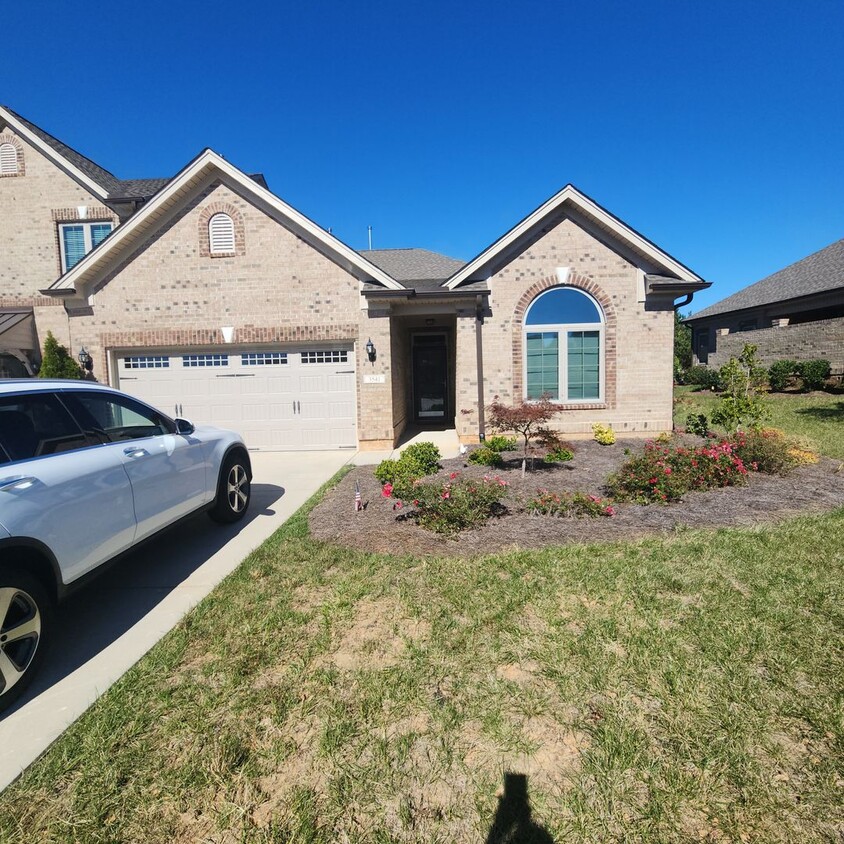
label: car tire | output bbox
[0,566,52,714]
[209,452,251,524]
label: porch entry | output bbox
[411,332,449,422]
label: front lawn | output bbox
[2,485,843,842]
[674,387,844,460]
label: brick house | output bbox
[685,238,844,373]
[0,106,710,450]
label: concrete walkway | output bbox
[0,450,349,792]
[352,426,462,466]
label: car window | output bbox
[0,394,91,464]
[64,391,176,443]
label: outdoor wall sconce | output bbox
[365,338,376,362]
[77,346,91,367]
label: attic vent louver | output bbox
[0,143,18,174]
[209,213,235,254]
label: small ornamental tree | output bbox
[486,395,561,476]
[712,343,768,432]
[38,331,83,379]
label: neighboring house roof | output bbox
[0,107,188,203]
[445,184,708,290]
[687,237,844,322]
[361,248,465,283]
[45,149,405,297]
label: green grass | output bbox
[1,399,843,842]
[675,386,844,459]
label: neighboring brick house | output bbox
[685,238,844,373]
[1,107,710,450]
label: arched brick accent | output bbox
[198,201,246,257]
[512,273,617,409]
[0,134,25,177]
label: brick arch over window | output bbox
[0,134,25,177]
[512,272,617,409]
[198,201,246,257]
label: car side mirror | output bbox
[175,417,195,436]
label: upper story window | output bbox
[524,287,605,402]
[0,143,18,174]
[59,222,113,272]
[209,213,235,255]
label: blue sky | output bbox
[6,1,843,312]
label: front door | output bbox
[412,333,448,422]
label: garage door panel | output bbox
[117,346,356,451]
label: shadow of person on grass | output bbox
[795,400,844,419]
[485,772,555,844]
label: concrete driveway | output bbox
[0,450,350,792]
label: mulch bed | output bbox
[309,439,844,558]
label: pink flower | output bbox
[392,500,403,510]
[664,467,672,475]
[382,482,393,497]
[413,499,419,506]
[442,491,450,499]
[450,471,458,480]
[605,506,615,516]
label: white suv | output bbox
[0,380,252,712]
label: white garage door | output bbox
[115,347,357,451]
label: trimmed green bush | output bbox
[544,445,574,463]
[38,331,83,379]
[684,413,710,438]
[685,365,721,390]
[768,359,798,392]
[375,441,441,496]
[796,359,831,391]
[468,446,504,467]
[484,435,517,453]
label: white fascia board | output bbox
[0,107,110,201]
[444,185,702,289]
[49,150,404,294]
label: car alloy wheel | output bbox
[0,586,42,698]
[227,463,249,514]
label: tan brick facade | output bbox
[455,217,675,439]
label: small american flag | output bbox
[354,480,362,511]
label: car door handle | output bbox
[123,446,149,459]
[0,476,37,492]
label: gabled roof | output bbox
[46,149,405,296]
[0,106,171,202]
[687,237,844,322]
[361,248,464,283]
[444,184,706,290]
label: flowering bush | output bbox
[529,490,615,518]
[607,439,750,503]
[375,441,441,496]
[384,471,508,535]
[730,428,818,474]
[592,423,616,445]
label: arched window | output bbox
[0,143,18,174]
[524,286,604,402]
[208,213,235,255]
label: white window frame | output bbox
[523,288,605,404]
[0,143,18,174]
[58,221,113,272]
[208,213,236,255]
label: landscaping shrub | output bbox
[684,413,710,438]
[529,490,614,517]
[375,441,441,494]
[607,439,750,503]
[796,359,831,391]
[730,428,818,474]
[768,359,798,392]
[468,446,504,467]
[38,331,83,379]
[388,472,508,535]
[544,445,574,462]
[485,435,517,453]
[685,365,721,390]
[592,423,615,445]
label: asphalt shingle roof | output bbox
[110,178,171,199]
[360,248,464,284]
[690,238,844,321]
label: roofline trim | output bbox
[444,184,703,289]
[47,149,405,294]
[0,106,111,200]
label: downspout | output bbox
[475,294,486,441]
[673,293,693,311]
